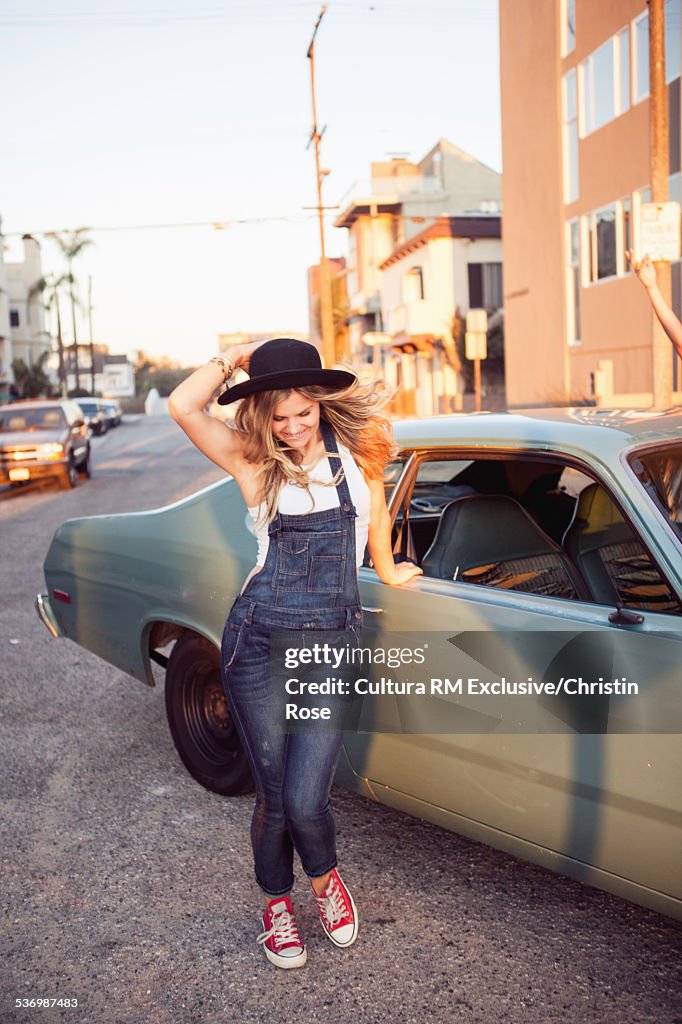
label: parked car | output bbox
[101,400,122,428]
[35,408,682,919]
[1,399,91,489]
[74,398,107,436]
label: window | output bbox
[631,444,682,539]
[566,220,581,344]
[618,28,630,113]
[580,31,630,136]
[389,450,682,615]
[9,309,19,328]
[562,71,579,203]
[633,0,681,104]
[667,0,681,82]
[586,205,618,281]
[403,266,425,303]
[622,196,632,265]
[561,0,576,57]
[468,263,502,309]
[634,12,649,101]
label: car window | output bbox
[388,451,682,616]
[630,444,682,539]
[383,458,408,502]
[0,407,66,431]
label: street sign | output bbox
[466,309,488,334]
[640,202,681,261]
[465,332,487,360]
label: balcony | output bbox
[385,301,438,339]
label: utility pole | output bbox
[88,275,96,395]
[307,5,336,368]
[649,0,673,408]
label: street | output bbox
[1,414,681,1024]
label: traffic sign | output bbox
[640,202,681,262]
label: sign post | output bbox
[465,309,488,412]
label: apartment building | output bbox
[334,139,502,362]
[499,0,681,406]
[0,234,50,400]
[0,238,11,402]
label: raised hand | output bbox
[626,250,657,291]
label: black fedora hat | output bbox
[217,338,357,405]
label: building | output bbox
[499,0,682,407]
[0,233,50,400]
[0,234,11,402]
[378,215,503,414]
[334,139,502,363]
[61,349,135,397]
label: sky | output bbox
[1,0,501,367]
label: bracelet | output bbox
[209,355,234,381]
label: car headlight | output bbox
[36,443,65,459]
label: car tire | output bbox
[59,458,79,490]
[164,634,253,796]
[80,448,92,478]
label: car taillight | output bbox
[53,589,71,604]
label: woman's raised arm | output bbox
[627,250,682,360]
[168,346,255,476]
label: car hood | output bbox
[0,429,65,447]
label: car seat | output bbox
[562,483,681,612]
[421,493,585,600]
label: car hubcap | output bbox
[184,661,240,765]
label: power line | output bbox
[0,212,327,239]
[2,208,499,240]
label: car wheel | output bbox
[164,634,253,796]
[59,458,79,490]
[80,448,92,478]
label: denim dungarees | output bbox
[220,418,363,897]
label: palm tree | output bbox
[11,351,52,398]
[48,230,93,392]
[29,272,72,397]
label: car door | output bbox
[349,445,682,899]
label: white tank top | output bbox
[246,442,371,570]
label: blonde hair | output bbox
[232,376,398,523]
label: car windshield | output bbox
[629,444,682,540]
[0,407,65,431]
[77,403,98,414]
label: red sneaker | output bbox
[311,868,358,948]
[256,896,307,969]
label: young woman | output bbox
[169,338,422,970]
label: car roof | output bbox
[392,407,682,457]
[0,399,70,410]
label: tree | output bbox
[132,351,194,397]
[11,352,53,399]
[48,230,93,392]
[28,272,72,397]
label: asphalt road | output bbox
[1,414,681,1024]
